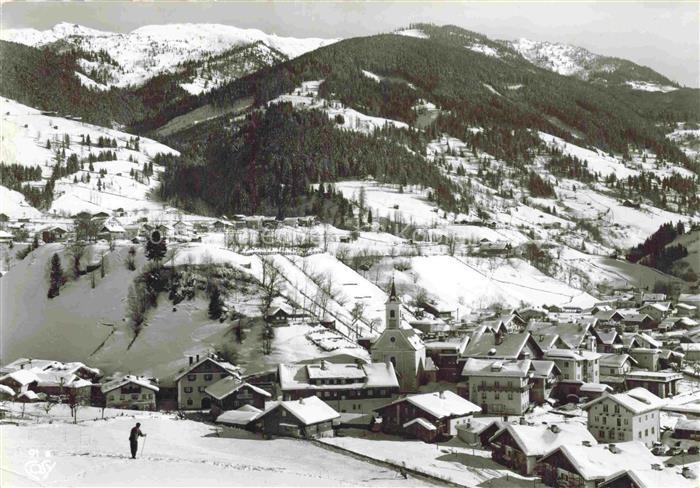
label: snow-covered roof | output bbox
[18,390,39,401]
[279,361,398,391]
[583,387,664,414]
[204,377,271,401]
[0,384,15,396]
[462,358,532,378]
[378,391,481,419]
[403,417,437,431]
[530,360,558,377]
[100,375,159,393]
[463,332,535,359]
[540,441,660,481]
[675,418,700,432]
[101,219,125,233]
[260,396,340,425]
[602,469,695,488]
[580,383,612,393]
[599,353,637,368]
[490,423,597,457]
[0,369,39,386]
[0,230,13,239]
[215,405,263,426]
[174,356,240,382]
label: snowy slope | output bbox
[509,38,678,88]
[1,98,178,215]
[2,407,423,487]
[1,22,337,89]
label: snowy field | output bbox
[1,406,424,487]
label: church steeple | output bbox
[385,278,401,329]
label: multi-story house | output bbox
[101,375,159,411]
[624,370,682,398]
[460,358,532,415]
[583,387,663,446]
[543,349,600,399]
[278,360,399,413]
[424,336,469,382]
[175,355,240,409]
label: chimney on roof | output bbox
[494,330,504,345]
[651,464,662,471]
[321,360,328,370]
[582,440,592,447]
[189,356,193,366]
[549,425,561,434]
[608,444,619,454]
[439,391,445,399]
[196,354,200,363]
[299,397,305,405]
[519,417,526,425]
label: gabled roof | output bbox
[258,396,340,425]
[601,469,695,488]
[599,353,638,368]
[403,417,436,431]
[582,387,664,414]
[539,442,659,482]
[174,357,240,382]
[463,332,540,359]
[490,423,596,457]
[215,405,263,426]
[279,362,398,391]
[0,369,39,386]
[100,375,159,393]
[204,377,271,401]
[377,391,481,419]
[461,358,532,378]
[530,360,560,378]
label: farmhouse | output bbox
[489,422,597,475]
[101,375,159,411]
[175,355,241,409]
[253,395,340,439]
[205,377,271,417]
[536,442,660,488]
[374,391,481,442]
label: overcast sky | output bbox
[2,1,698,87]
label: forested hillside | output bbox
[157,103,463,218]
[203,28,697,171]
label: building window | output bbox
[204,374,213,381]
[614,405,620,414]
[390,337,396,343]
[508,392,513,400]
[638,431,642,439]
[603,404,608,413]
[187,398,193,405]
[187,374,196,381]
[390,310,395,318]
[109,395,114,401]
[495,392,500,400]
[198,386,206,393]
[184,387,193,393]
[281,410,286,417]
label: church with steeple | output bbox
[370,280,426,392]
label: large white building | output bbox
[583,387,663,446]
[370,281,426,392]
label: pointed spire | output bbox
[389,278,397,301]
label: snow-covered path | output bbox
[1,411,430,487]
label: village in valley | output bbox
[1,6,700,488]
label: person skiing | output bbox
[129,422,146,459]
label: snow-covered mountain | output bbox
[509,38,679,91]
[1,22,337,89]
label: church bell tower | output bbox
[385,279,401,329]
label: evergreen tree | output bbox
[208,286,224,320]
[145,230,167,264]
[47,253,64,298]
